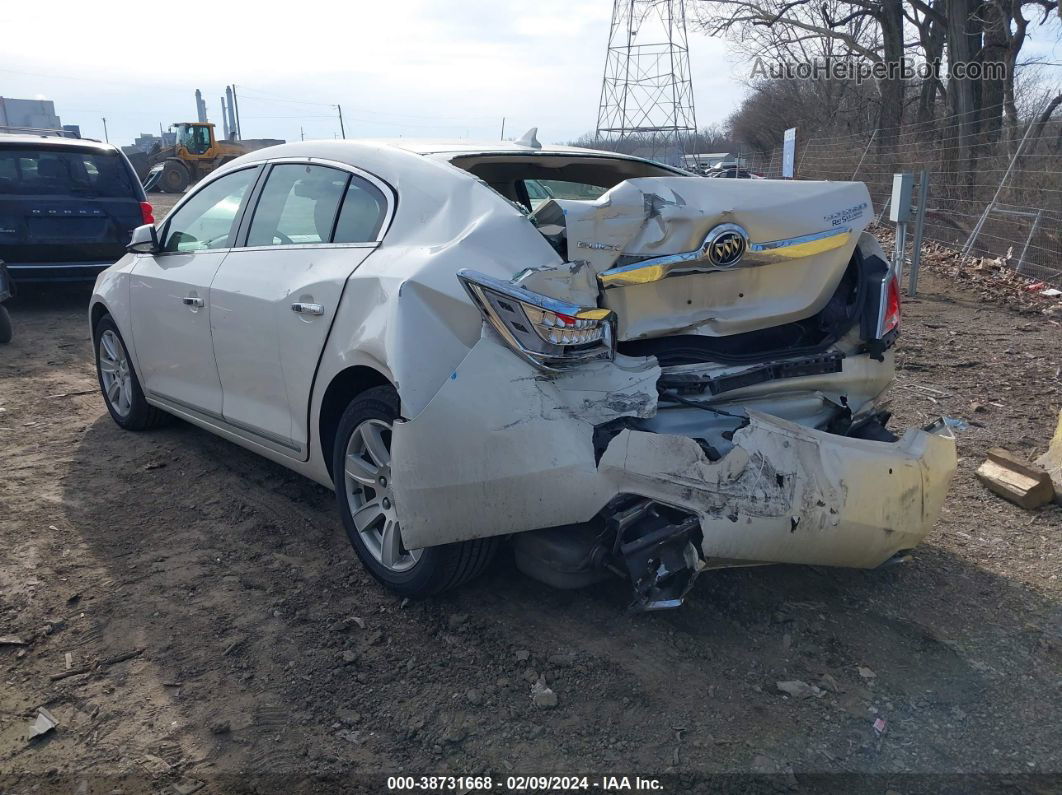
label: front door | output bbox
[209,161,389,455]
[129,166,260,414]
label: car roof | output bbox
[362,139,621,157]
[0,134,117,153]
[235,138,678,169]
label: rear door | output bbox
[209,159,391,457]
[0,143,143,266]
[129,166,261,415]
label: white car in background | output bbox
[89,131,956,609]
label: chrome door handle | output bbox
[291,302,324,316]
[181,296,205,308]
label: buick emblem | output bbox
[704,224,749,268]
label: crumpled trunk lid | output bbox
[527,177,873,342]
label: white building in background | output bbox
[0,97,63,131]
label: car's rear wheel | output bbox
[333,385,499,596]
[93,315,169,431]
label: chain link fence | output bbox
[739,104,1062,287]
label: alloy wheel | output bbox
[343,418,421,573]
[98,329,133,418]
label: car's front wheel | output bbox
[333,385,498,597]
[93,315,169,431]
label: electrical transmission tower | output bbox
[595,0,698,164]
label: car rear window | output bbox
[0,147,136,198]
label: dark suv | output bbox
[0,135,152,283]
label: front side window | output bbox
[162,167,259,253]
[247,164,348,247]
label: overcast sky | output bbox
[1,0,1058,148]
[0,0,745,146]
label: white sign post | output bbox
[782,128,796,179]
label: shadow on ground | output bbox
[52,409,1062,782]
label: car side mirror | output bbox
[128,224,159,254]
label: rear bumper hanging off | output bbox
[390,335,957,572]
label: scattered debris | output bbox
[858,666,877,681]
[337,728,365,745]
[466,688,484,706]
[0,635,27,646]
[336,708,360,725]
[64,652,72,670]
[531,680,559,709]
[49,647,145,681]
[341,650,358,665]
[976,447,1055,509]
[775,680,824,699]
[447,613,469,629]
[1034,409,1062,505]
[515,649,530,662]
[547,652,576,668]
[209,720,231,735]
[47,389,96,399]
[818,673,841,693]
[329,615,366,631]
[144,461,167,471]
[27,707,58,740]
[222,636,246,657]
[873,717,888,736]
[140,753,172,774]
[169,780,205,795]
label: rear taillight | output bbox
[458,269,616,370]
[139,202,155,225]
[881,273,901,335]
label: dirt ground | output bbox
[1,210,1061,792]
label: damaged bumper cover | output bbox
[391,335,957,570]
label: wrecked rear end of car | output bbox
[388,163,957,609]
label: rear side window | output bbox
[0,147,136,198]
[247,164,348,247]
[333,177,387,243]
[162,167,258,253]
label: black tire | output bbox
[160,161,189,193]
[333,385,499,597]
[93,315,170,431]
[0,305,11,344]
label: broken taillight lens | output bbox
[139,202,155,225]
[457,269,616,370]
[881,273,901,335]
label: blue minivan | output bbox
[0,134,152,283]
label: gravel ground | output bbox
[1,227,1060,793]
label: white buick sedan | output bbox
[90,134,956,609]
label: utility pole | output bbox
[500,116,506,140]
[101,117,109,143]
[231,84,242,140]
[300,126,304,141]
[336,105,346,139]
